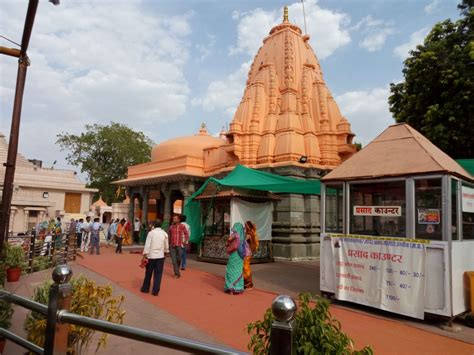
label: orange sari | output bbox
[243,221,259,289]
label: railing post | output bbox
[270,295,297,355]
[44,264,73,355]
[28,233,35,273]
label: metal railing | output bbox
[0,265,298,354]
[8,232,77,274]
[0,265,247,354]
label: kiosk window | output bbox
[350,181,406,237]
[325,184,343,233]
[415,179,442,240]
[452,179,459,241]
[462,182,474,240]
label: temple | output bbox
[116,7,356,259]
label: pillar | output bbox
[162,185,172,227]
[142,190,149,225]
[128,188,135,223]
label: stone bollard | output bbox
[44,264,73,355]
[270,295,297,355]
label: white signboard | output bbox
[330,234,427,319]
[353,206,401,217]
[461,186,474,213]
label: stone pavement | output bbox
[3,262,223,355]
[3,246,474,354]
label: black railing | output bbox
[1,265,297,354]
[0,265,246,354]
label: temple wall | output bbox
[268,166,322,260]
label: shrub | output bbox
[247,293,373,355]
[4,244,27,269]
[24,275,126,354]
[0,262,13,333]
[31,256,51,272]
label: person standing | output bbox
[116,218,126,254]
[107,219,118,246]
[80,216,92,253]
[243,221,259,290]
[140,220,169,296]
[168,215,189,278]
[90,217,102,255]
[180,215,191,271]
[76,218,83,249]
[224,222,245,294]
[133,218,141,244]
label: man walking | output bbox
[168,215,188,278]
[107,218,118,246]
[133,217,141,244]
[180,215,191,271]
[81,216,92,253]
[90,217,102,255]
[141,220,169,296]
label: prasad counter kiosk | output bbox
[320,123,474,319]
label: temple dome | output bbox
[204,6,356,173]
[151,124,224,162]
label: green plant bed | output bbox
[24,275,126,354]
[247,293,373,355]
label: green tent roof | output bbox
[456,159,474,177]
[190,164,320,199]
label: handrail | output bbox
[58,311,245,354]
[0,289,48,315]
[0,328,43,354]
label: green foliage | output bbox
[24,275,126,354]
[0,263,13,333]
[4,244,27,269]
[247,293,373,355]
[389,0,474,159]
[31,256,51,272]
[56,122,154,204]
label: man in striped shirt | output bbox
[168,215,189,278]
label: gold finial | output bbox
[201,122,206,129]
[283,6,289,22]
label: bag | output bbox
[226,236,239,255]
[140,258,148,268]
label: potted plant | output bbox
[0,262,14,353]
[4,244,27,282]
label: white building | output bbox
[0,133,97,234]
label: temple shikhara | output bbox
[117,7,356,260]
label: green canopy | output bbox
[457,159,474,177]
[184,164,321,244]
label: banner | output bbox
[231,198,272,240]
[330,234,427,319]
[353,206,401,217]
[462,185,474,213]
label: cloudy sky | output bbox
[0,0,461,174]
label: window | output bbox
[203,201,230,236]
[452,179,459,241]
[415,179,442,240]
[350,181,406,237]
[461,182,474,240]
[325,184,343,233]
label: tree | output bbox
[389,0,474,158]
[57,122,154,204]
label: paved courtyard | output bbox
[3,246,474,354]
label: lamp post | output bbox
[0,0,59,257]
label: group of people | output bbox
[140,214,190,296]
[71,216,103,255]
[139,215,259,297]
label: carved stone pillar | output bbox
[162,185,172,225]
[24,209,29,232]
[9,207,17,233]
[142,190,149,225]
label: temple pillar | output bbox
[9,207,17,234]
[142,189,149,225]
[127,188,135,223]
[162,185,172,227]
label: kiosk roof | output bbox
[322,123,473,182]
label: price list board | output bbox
[330,234,429,319]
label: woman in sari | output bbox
[123,219,132,246]
[243,221,259,289]
[224,222,245,294]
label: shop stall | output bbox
[184,164,320,264]
[320,124,474,319]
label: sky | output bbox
[0,0,462,176]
